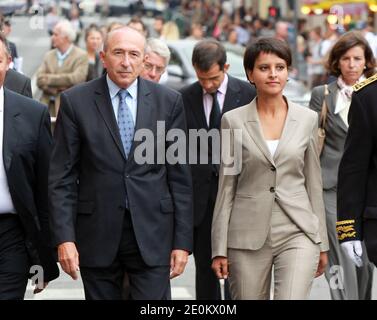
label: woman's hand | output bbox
[212,256,229,279]
[315,251,328,277]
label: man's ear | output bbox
[99,51,106,68]
[223,63,230,72]
[6,54,11,71]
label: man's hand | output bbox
[170,249,189,279]
[38,75,48,87]
[58,242,80,280]
[315,252,328,277]
[341,240,363,267]
[212,256,229,279]
[33,282,49,294]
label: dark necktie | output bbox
[209,91,221,129]
[117,89,134,158]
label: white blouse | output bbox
[266,139,279,157]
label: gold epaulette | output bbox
[336,219,357,241]
[353,73,377,92]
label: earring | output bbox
[364,66,367,70]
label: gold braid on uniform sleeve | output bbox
[336,219,357,241]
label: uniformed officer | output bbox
[337,73,377,268]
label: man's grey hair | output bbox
[145,38,171,66]
[55,20,76,43]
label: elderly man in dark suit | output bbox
[180,39,256,300]
[0,32,59,300]
[48,26,193,300]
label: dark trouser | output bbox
[323,189,374,300]
[193,174,230,300]
[80,211,171,300]
[0,214,30,300]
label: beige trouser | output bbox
[228,202,320,300]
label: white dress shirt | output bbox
[202,73,228,127]
[106,75,138,124]
[0,86,16,214]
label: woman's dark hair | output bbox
[85,25,102,41]
[243,37,292,75]
[326,31,376,78]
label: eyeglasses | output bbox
[144,62,165,75]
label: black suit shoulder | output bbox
[4,69,32,98]
[180,81,201,97]
[227,75,254,93]
[5,88,47,116]
[353,80,377,105]
[180,75,255,99]
[142,78,181,98]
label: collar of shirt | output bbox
[106,75,138,100]
[106,75,138,123]
[335,74,366,114]
[56,45,73,66]
[202,73,228,126]
[0,86,16,214]
[202,73,228,97]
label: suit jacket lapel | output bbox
[327,81,348,133]
[191,82,208,129]
[222,75,241,114]
[94,76,127,161]
[3,89,20,171]
[244,98,275,166]
[273,99,298,162]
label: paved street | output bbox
[24,256,377,300]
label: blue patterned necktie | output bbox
[117,89,134,157]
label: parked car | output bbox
[165,39,310,105]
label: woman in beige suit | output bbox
[211,38,329,300]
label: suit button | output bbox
[270,187,275,193]
[270,166,276,171]
[125,174,130,179]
